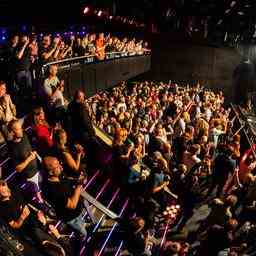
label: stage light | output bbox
[217,19,223,25]
[238,11,244,15]
[98,10,102,17]
[230,1,236,7]
[109,16,113,20]
[83,7,89,14]
[225,9,231,14]
[1,36,6,40]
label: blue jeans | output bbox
[67,200,97,237]
[67,211,87,237]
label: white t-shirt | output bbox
[43,76,65,108]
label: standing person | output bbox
[67,90,97,167]
[96,33,105,60]
[7,119,42,202]
[206,146,236,197]
[38,35,59,65]
[2,34,19,91]
[42,64,66,123]
[14,34,32,100]
[67,90,95,145]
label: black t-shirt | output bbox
[8,134,38,179]
[42,179,83,222]
[68,100,95,138]
[15,45,31,71]
[38,45,54,65]
[0,189,39,232]
[213,154,236,179]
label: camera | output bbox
[164,175,171,182]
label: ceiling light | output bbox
[230,1,236,7]
[83,7,89,14]
[238,11,244,15]
[225,9,231,14]
[217,19,223,25]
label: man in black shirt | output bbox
[1,34,19,85]
[67,90,95,144]
[8,120,42,199]
[0,180,65,256]
[42,156,96,237]
[67,90,100,168]
[14,35,32,95]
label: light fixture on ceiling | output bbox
[217,19,223,25]
[230,1,236,7]
[225,9,231,14]
[83,7,89,14]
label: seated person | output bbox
[42,156,96,237]
[51,129,85,179]
[0,81,17,141]
[8,120,42,201]
[0,180,65,256]
[32,106,55,153]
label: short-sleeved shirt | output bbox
[8,134,38,179]
[43,76,65,108]
[0,189,39,231]
[42,179,83,222]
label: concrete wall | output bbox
[138,36,242,103]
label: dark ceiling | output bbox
[1,0,256,43]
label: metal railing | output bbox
[41,50,151,74]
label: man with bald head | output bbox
[42,156,95,237]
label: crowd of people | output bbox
[0,32,150,110]
[84,81,256,255]
[0,31,256,255]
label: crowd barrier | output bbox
[41,51,151,98]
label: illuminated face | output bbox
[11,121,23,139]
[42,36,51,47]
[48,158,63,177]
[0,84,6,98]
[49,65,58,76]
[0,181,11,199]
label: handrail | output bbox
[42,50,151,68]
